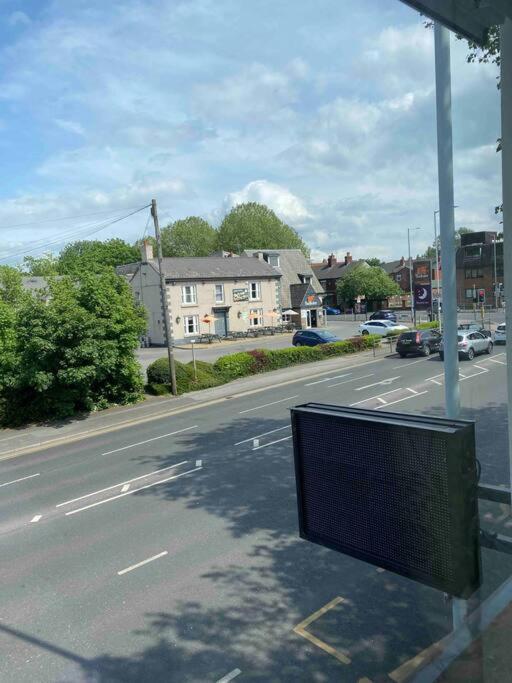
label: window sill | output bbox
[181,303,198,307]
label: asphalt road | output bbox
[0,346,509,682]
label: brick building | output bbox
[456,231,504,306]
[312,252,367,306]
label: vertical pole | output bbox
[191,340,197,380]
[408,229,414,323]
[434,210,442,331]
[152,199,177,396]
[493,238,498,309]
[435,22,460,421]
[500,17,512,506]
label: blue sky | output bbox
[0,0,502,263]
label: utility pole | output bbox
[407,227,420,325]
[151,199,177,396]
[493,237,498,309]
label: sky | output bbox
[0,0,503,264]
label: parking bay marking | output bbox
[354,376,400,391]
[239,396,299,414]
[117,551,168,576]
[293,596,351,665]
[215,669,242,683]
[350,388,403,407]
[252,435,292,451]
[101,425,197,456]
[376,391,428,410]
[0,472,40,489]
[327,373,374,388]
[305,373,351,387]
[234,425,289,446]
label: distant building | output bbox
[312,252,368,307]
[456,231,504,306]
[381,257,412,293]
[118,242,281,345]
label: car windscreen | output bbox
[457,335,464,342]
[316,330,337,340]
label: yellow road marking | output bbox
[388,634,450,683]
[293,596,351,665]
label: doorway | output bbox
[214,311,228,337]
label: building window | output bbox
[249,308,263,327]
[263,254,280,267]
[299,274,312,284]
[465,268,483,279]
[464,245,481,261]
[184,315,199,335]
[215,284,224,303]
[465,289,474,299]
[181,284,197,305]
[396,273,402,282]
[249,282,261,300]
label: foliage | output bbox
[0,271,146,426]
[465,26,500,71]
[22,253,60,277]
[161,217,218,257]
[0,266,26,305]
[417,321,440,330]
[211,352,255,381]
[365,258,382,267]
[218,203,310,257]
[336,264,401,304]
[58,238,140,275]
[146,357,224,394]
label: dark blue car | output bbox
[292,329,340,347]
[323,306,341,315]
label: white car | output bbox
[359,320,409,337]
[494,323,506,345]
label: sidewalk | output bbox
[0,348,383,461]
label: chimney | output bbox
[400,256,405,267]
[327,253,337,267]
[344,251,352,265]
[140,239,153,262]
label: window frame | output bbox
[183,314,199,336]
[249,281,262,301]
[214,283,224,304]
[181,284,197,306]
[249,307,263,327]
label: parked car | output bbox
[323,306,341,315]
[396,329,442,358]
[494,323,506,344]
[359,320,409,337]
[457,322,492,338]
[439,330,493,361]
[369,310,397,322]
[292,329,341,347]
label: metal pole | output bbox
[191,340,197,380]
[500,17,512,506]
[434,210,442,331]
[435,22,460,421]
[408,228,414,324]
[151,199,177,396]
[493,238,498,309]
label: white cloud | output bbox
[54,119,85,136]
[8,11,31,27]
[223,180,312,225]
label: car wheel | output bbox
[295,341,302,347]
[422,345,431,357]
[486,342,493,354]
[467,347,475,360]
[399,352,407,358]
[361,329,369,336]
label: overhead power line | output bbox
[0,205,147,230]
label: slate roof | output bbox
[381,259,410,274]
[117,257,280,281]
[312,259,368,280]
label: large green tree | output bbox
[365,257,382,267]
[0,266,26,305]
[161,217,218,257]
[58,238,140,275]
[336,264,401,304]
[22,253,60,277]
[217,203,310,257]
[0,271,146,425]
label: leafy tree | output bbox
[218,203,310,257]
[336,264,401,304]
[0,266,26,305]
[22,253,60,277]
[365,257,382,267]
[58,238,140,275]
[160,217,218,257]
[0,271,146,425]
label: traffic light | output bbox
[478,289,485,304]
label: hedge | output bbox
[146,335,380,395]
[416,321,440,330]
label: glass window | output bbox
[249,308,263,326]
[396,273,402,281]
[184,315,199,335]
[263,254,280,267]
[249,282,261,300]
[215,284,224,303]
[465,289,474,299]
[182,284,197,305]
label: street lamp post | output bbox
[407,227,421,324]
[434,204,457,332]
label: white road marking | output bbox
[377,398,387,405]
[489,358,506,366]
[101,425,197,456]
[252,435,292,451]
[234,425,289,446]
[117,551,168,576]
[66,466,202,516]
[30,515,42,523]
[0,473,40,489]
[56,461,188,508]
[216,669,242,683]
[326,373,374,388]
[305,373,351,386]
[376,391,429,409]
[239,396,299,414]
[460,369,489,382]
[354,376,400,391]
[407,388,419,395]
[430,379,443,386]
[195,459,202,467]
[392,358,429,369]
[253,439,259,448]
[473,364,488,371]
[121,484,130,493]
[350,388,403,407]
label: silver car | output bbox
[439,330,493,361]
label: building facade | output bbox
[312,252,367,307]
[456,231,504,306]
[119,243,281,345]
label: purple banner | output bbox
[414,284,431,308]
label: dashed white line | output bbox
[0,473,40,489]
[216,669,242,683]
[407,388,419,395]
[376,391,429,409]
[327,373,374,388]
[429,378,443,386]
[65,466,202,516]
[30,515,42,523]
[354,376,401,391]
[305,373,351,386]
[377,398,387,405]
[121,484,130,493]
[489,358,506,365]
[234,425,289,446]
[101,425,197,456]
[239,396,299,414]
[117,551,168,576]
[252,435,292,451]
[392,358,429,370]
[350,388,403,407]
[56,461,188,508]
[195,459,202,467]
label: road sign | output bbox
[399,0,507,47]
[414,283,432,307]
